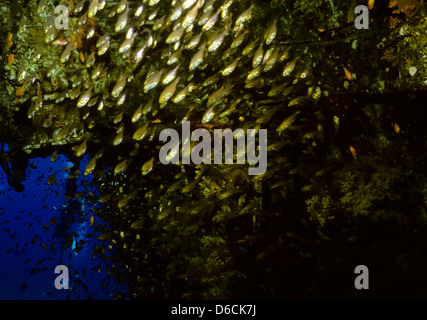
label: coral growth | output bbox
[389,0,423,28]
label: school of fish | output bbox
[3,0,328,299]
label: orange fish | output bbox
[393,122,400,133]
[349,146,357,159]
[80,51,85,63]
[60,166,74,171]
[368,0,374,10]
[7,33,13,49]
[152,119,162,123]
[8,54,14,66]
[344,67,352,81]
[15,85,25,96]
[90,215,94,226]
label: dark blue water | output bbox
[0,145,127,299]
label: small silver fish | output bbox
[72,75,83,88]
[264,20,277,45]
[32,46,42,62]
[116,122,125,134]
[133,44,147,64]
[234,4,254,28]
[77,86,93,108]
[262,47,275,65]
[181,0,201,29]
[132,104,143,123]
[37,0,47,14]
[28,102,35,119]
[279,47,291,62]
[98,38,110,55]
[202,8,220,32]
[173,82,192,103]
[97,100,104,110]
[202,104,218,123]
[87,96,98,108]
[142,99,154,115]
[167,47,182,65]
[35,94,43,112]
[182,0,197,10]
[119,33,137,53]
[70,84,81,100]
[18,15,26,34]
[117,92,126,105]
[268,82,287,97]
[125,27,134,39]
[246,65,262,81]
[84,157,97,176]
[264,51,279,72]
[144,70,163,93]
[96,33,111,48]
[221,47,233,61]
[74,0,86,13]
[149,0,160,6]
[252,43,264,68]
[203,0,215,13]
[198,11,211,26]
[221,0,233,20]
[133,123,149,140]
[162,64,180,85]
[231,30,248,49]
[185,32,202,50]
[47,62,59,78]
[92,64,102,80]
[153,16,165,31]
[112,73,127,98]
[166,26,184,44]
[98,0,105,10]
[113,111,124,124]
[203,74,219,87]
[245,78,264,89]
[87,25,96,39]
[134,4,144,17]
[189,43,205,71]
[221,57,240,76]
[169,4,182,22]
[76,140,88,157]
[22,71,36,89]
[113,131,124,146]
[208,30,227,52]
[147,7,159,20]
[159,76,180,104]
[88,0,99,18]
[78,11,88,25]
[60,39,75,63]
[282,57,298,77]
[145,31,155,48]
[45,26,56,43]
[242,40,257,56]
[17,60,26,83]
[117,0,127,13]
[277,111,301,132]
[207,85,225,107]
